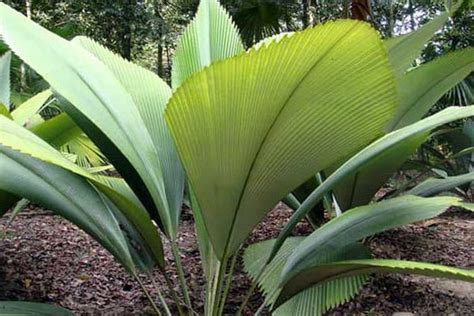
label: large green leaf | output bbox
[281,196,460,285]
[28,112,107,168]
[72,36,184,237]
[171,0,244,89]
[0,145,140,272]
[333,48,474,211]
[460,202,473,211]
[273,106,474,261]
[0,301,72,315]
[95,175,144,210]
[276,259,474,308]
[0,102,10,119]
[325,4,465,211]
[11,89,52,127]
[389,48,474,130]
[408,171,474,197]
[384,5,454,77]
[1,113,104,212]
[0,51,11,108]
[166,20,398,259]
[332,132,428,211]
[171,0,246,279]
[0,115,165,270]
[277,196,465,306]
[59,133,107,168]
[244,238,370,315]
[31,113,81,145]
[0,4,170,236]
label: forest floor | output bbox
[0,203,472,315]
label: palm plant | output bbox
[0,0,473,315]
[0,51,108,223]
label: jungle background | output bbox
[0,0,472,314]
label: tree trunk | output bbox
[154,0,165,78]
[408,0,416,31]
[302,0,310,28]
[120,0,134,60]
[351,0,370,21]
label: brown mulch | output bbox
[0,203,472,315]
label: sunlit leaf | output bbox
[166,20,398,259]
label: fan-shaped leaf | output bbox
[333,48,474,211]
[171,0,244,89]
[0,4,170,236]
[408,172,474,197]
[0,145,140,272]
[0,116,165,269]
[244,238,370,315]
[166,20,398,259]
[11,90,52,127]
[59,134,107,168]
[73,36,184,236]
[281,196,460,289]
[273,106,474,261]
[384,5,454,77]
[276,259,474,308]
[332,132,428,211]
[389,48,474,130]
[460,202,473,211]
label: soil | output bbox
[0,203,472,315]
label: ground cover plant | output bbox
[0,0,473,314]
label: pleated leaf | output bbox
[166,20,398,259]
[244,238,370,315]
[0,51,11,108]
[332,132,428,211]
[389,48,474,130]
[0,145,139,272]
[0,302,72,315]
[170,0,244,278]
[73,36,184,238]
[0,116,165,269]
[0,4,170,236]
[408,171,474,197]
[95,176,144,210]
[59,134,107,168]
[171,0,244,89]
[1,112,78,215]
[334,48,474,210]
[1,113,107,212]
[273,106,474,260]
[277,258,474,308]
[11,90,52,127]
[28,113,107,168]
[460,202,473,211]
[31,113,81,145]
[281,196,461,290]
[384,6,452,77]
